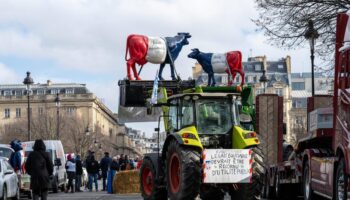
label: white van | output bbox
[22,140,67,193]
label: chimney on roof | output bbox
[47,80,52,86]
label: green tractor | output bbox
[139,85,264,200]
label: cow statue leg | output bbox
[238,70,245,86]
[207,73,212,87]
[211,73,216,86]
[170,63,177,81]
[132,64,141,80]
[127,60,135,80]
[158,63,165,80]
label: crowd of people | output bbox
[67,150,142,193]
[8,139,142,199]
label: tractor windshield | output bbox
[195,99,237,134]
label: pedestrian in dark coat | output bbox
[75,155,83,192]
[86,155,99,191]
[25,139,53,200]
[100,152,112,191]
[119,154,126,171]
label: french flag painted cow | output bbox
[188,48,245,86]
[125,33,191,80]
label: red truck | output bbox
[260,11,350,200]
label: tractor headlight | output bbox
[244,132,257,139]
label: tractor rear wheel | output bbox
[140,158,167,200]
[166,140,201,200]
[230,147,264,200]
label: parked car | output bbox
[22,140,67,193]
[0,145,14,160]
[0,157,20,200]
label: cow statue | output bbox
[188,48,245,86]
[125,32,191,80]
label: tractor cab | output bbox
[162,87,259,150]
[167,93,240,135]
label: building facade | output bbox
[289,73,334,142]
[0,80,125,158]
[193,56,293,143]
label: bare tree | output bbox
[253,0,350,71]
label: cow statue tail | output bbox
[125,35,132,61]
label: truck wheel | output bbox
[140,158,167,200]
[335,158,348,200]
[199,185,224,200]
[166,140,201,200]
[230,147,264,200]
[303,161,313,200]
[1,185,7,200]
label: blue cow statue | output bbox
[188,48,244,86]
[125,33,191,80]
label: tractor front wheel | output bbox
[140,158,167,200]
[230,147,264,200]
[166,140,201,200]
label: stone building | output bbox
[0,80,125,158]
[289,73,334,143]
[192,56,293,143]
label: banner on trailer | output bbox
[203,149,252,183]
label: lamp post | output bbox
[23,72,34,141]
[55,93,61,139]
[304,19,319,97]
[259,70,269,93]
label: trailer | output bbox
[262,11,350,200]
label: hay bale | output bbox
[113,170,140,194]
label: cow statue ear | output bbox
[191,48,199,52]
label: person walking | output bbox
[100,152,112,191]
[86,154,99,192]
[75,155,83,192]
[107,156,120,194]
[65,154,76,193]
[25,139,53,200]
[119,154,126,171]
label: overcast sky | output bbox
[0,0,313,136]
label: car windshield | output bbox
[196,99,235,134]
[0,147,13,159]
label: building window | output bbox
[253,76,257,83]
[278,64,284,69]
[51,89,60,94]
[296,116,304,124]
[37,89,46,95]
[4,108,10,118]
[276,88,284,96]
[38,107,44,115]
[292,82,305,90]
[236,76,240,83]
[256,89,263,95]
[255,64,261,71]
[65,88,74,94]
[16,108,21,118]
[15,90,23,96]
[245,76,249,83]
[4,90,12,96]
[65,107,76,115]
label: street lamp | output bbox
[259,69,269,93]
[304,19,319,97]
[55,93,61,139]
[23,72,34,141]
